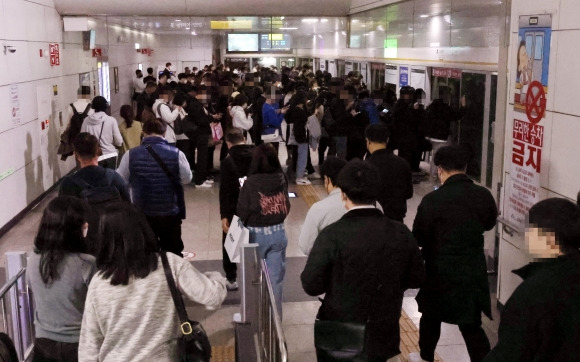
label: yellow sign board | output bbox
[210,20,253,30]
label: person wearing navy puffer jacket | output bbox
[116,118,192,257]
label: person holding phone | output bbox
[229,93,254,142]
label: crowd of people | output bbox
[26,61,580,362]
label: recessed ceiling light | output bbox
[321,19,329,23]
[185,27,190,30]
[279,27,298,30]
[302,19,318,23]
[176,19,181,22]
[420,14,429,18]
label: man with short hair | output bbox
[298,156,347,256]
[133,69,146,99]
[116,119,192,256]
[80,96,123,169]
[219,128,254,290]
[365,123,413,222]
[136,81,157,121]
[410,145,498,362]
[60,132,130,254]
[301,160,425,362]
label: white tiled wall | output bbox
[0,0,214,229]
[498,0,580,302]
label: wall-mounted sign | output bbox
[432,67,462,79]
[399,66,408,87]
[507,14,552,228]
[140,48,154,56]
[92,48,102,57]
[49,43,60,66]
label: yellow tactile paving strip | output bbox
[297,184,442,362]
[211,346,235,362]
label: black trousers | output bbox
[32,338,78,362]
[98,156,117,170]
[190,134,209,184]
[222,231,237,281]
[146,215,184,257]
[418,314,490,362]
[176,139,193,171]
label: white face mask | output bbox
[82,224,89,238]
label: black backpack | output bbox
[57,103,91,160]
[70,169,123,255]
[158,103,183,135]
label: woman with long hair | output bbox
[78,203,226,361]
[27,196,94,362]
[118,104,143,155]
[237,143,291,318]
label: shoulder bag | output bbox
[145,144,186,219]
[160,251,212,362]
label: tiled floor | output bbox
[0,145,500,361]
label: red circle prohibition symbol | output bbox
[525,81,546,124]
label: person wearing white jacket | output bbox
[153,89,187,145]
[80,96,123,169]
[229,93,253,142]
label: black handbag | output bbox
[160,251,212,362]
[314,319,367,361]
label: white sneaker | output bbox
[308,172,321,179]
[408,352,429,362]
[204,179,215,184]
[296,177,312,185]
[197,180,213,188]
[226,280,238,291]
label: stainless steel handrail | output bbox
[259,260,288,362]
[0,268,26,299]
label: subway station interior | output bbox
[0,0,579,361]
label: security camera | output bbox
[3,46,16,54]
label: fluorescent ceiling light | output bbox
[279,27,298,30]
[420,14,429,18]
[302,18,319,23]
[430,42,440,47]
[176,19,181,22]
[321,19,329,22]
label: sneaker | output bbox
[296,177,312,185]
[308,172,321,179]
[408,352,428,362]
[204,178,215,184]
[226,279,238,291]
[197,180,213,188]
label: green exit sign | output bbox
[384,38,397,48]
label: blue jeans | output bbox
[296,142,308,180]
[333,136,347,160]
[247,223,287,318]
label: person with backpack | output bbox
[59,133,130,254]
[80,96,123,169]
[57,86,93,161]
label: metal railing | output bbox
[235,244,288,362]
[1,253,34,362]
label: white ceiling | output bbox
[53,0,353,17]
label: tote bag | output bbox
[225,215,249,263]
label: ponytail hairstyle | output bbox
[120,105,134,128]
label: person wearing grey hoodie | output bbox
[81,96,123,169]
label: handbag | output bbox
[314,320,367,361]
[224,215,249,263]
[160,251,212,362]
[211,122,223,142]
[261,127,281,143]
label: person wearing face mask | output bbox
[27,196,97,362]
[483,197,580,361]
[298,157,348,256]
[410,145,498,362]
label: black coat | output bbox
[219,144,254,221]
[301,208,425,359]
[412,174,497,324]
[366,149,413,222]
[484,253,580,361]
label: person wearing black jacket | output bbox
[287,90,310,185]
[185,86,215,187]
[411,145,498,362]
[301,160,425,361]
[365,124,413,222]
[484,197,580,361]
[219,128,254,291]
[237,144,291,317]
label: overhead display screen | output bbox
[260,34,292,50]
[227,33,259,52]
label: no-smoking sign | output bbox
[525,81,546,124]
